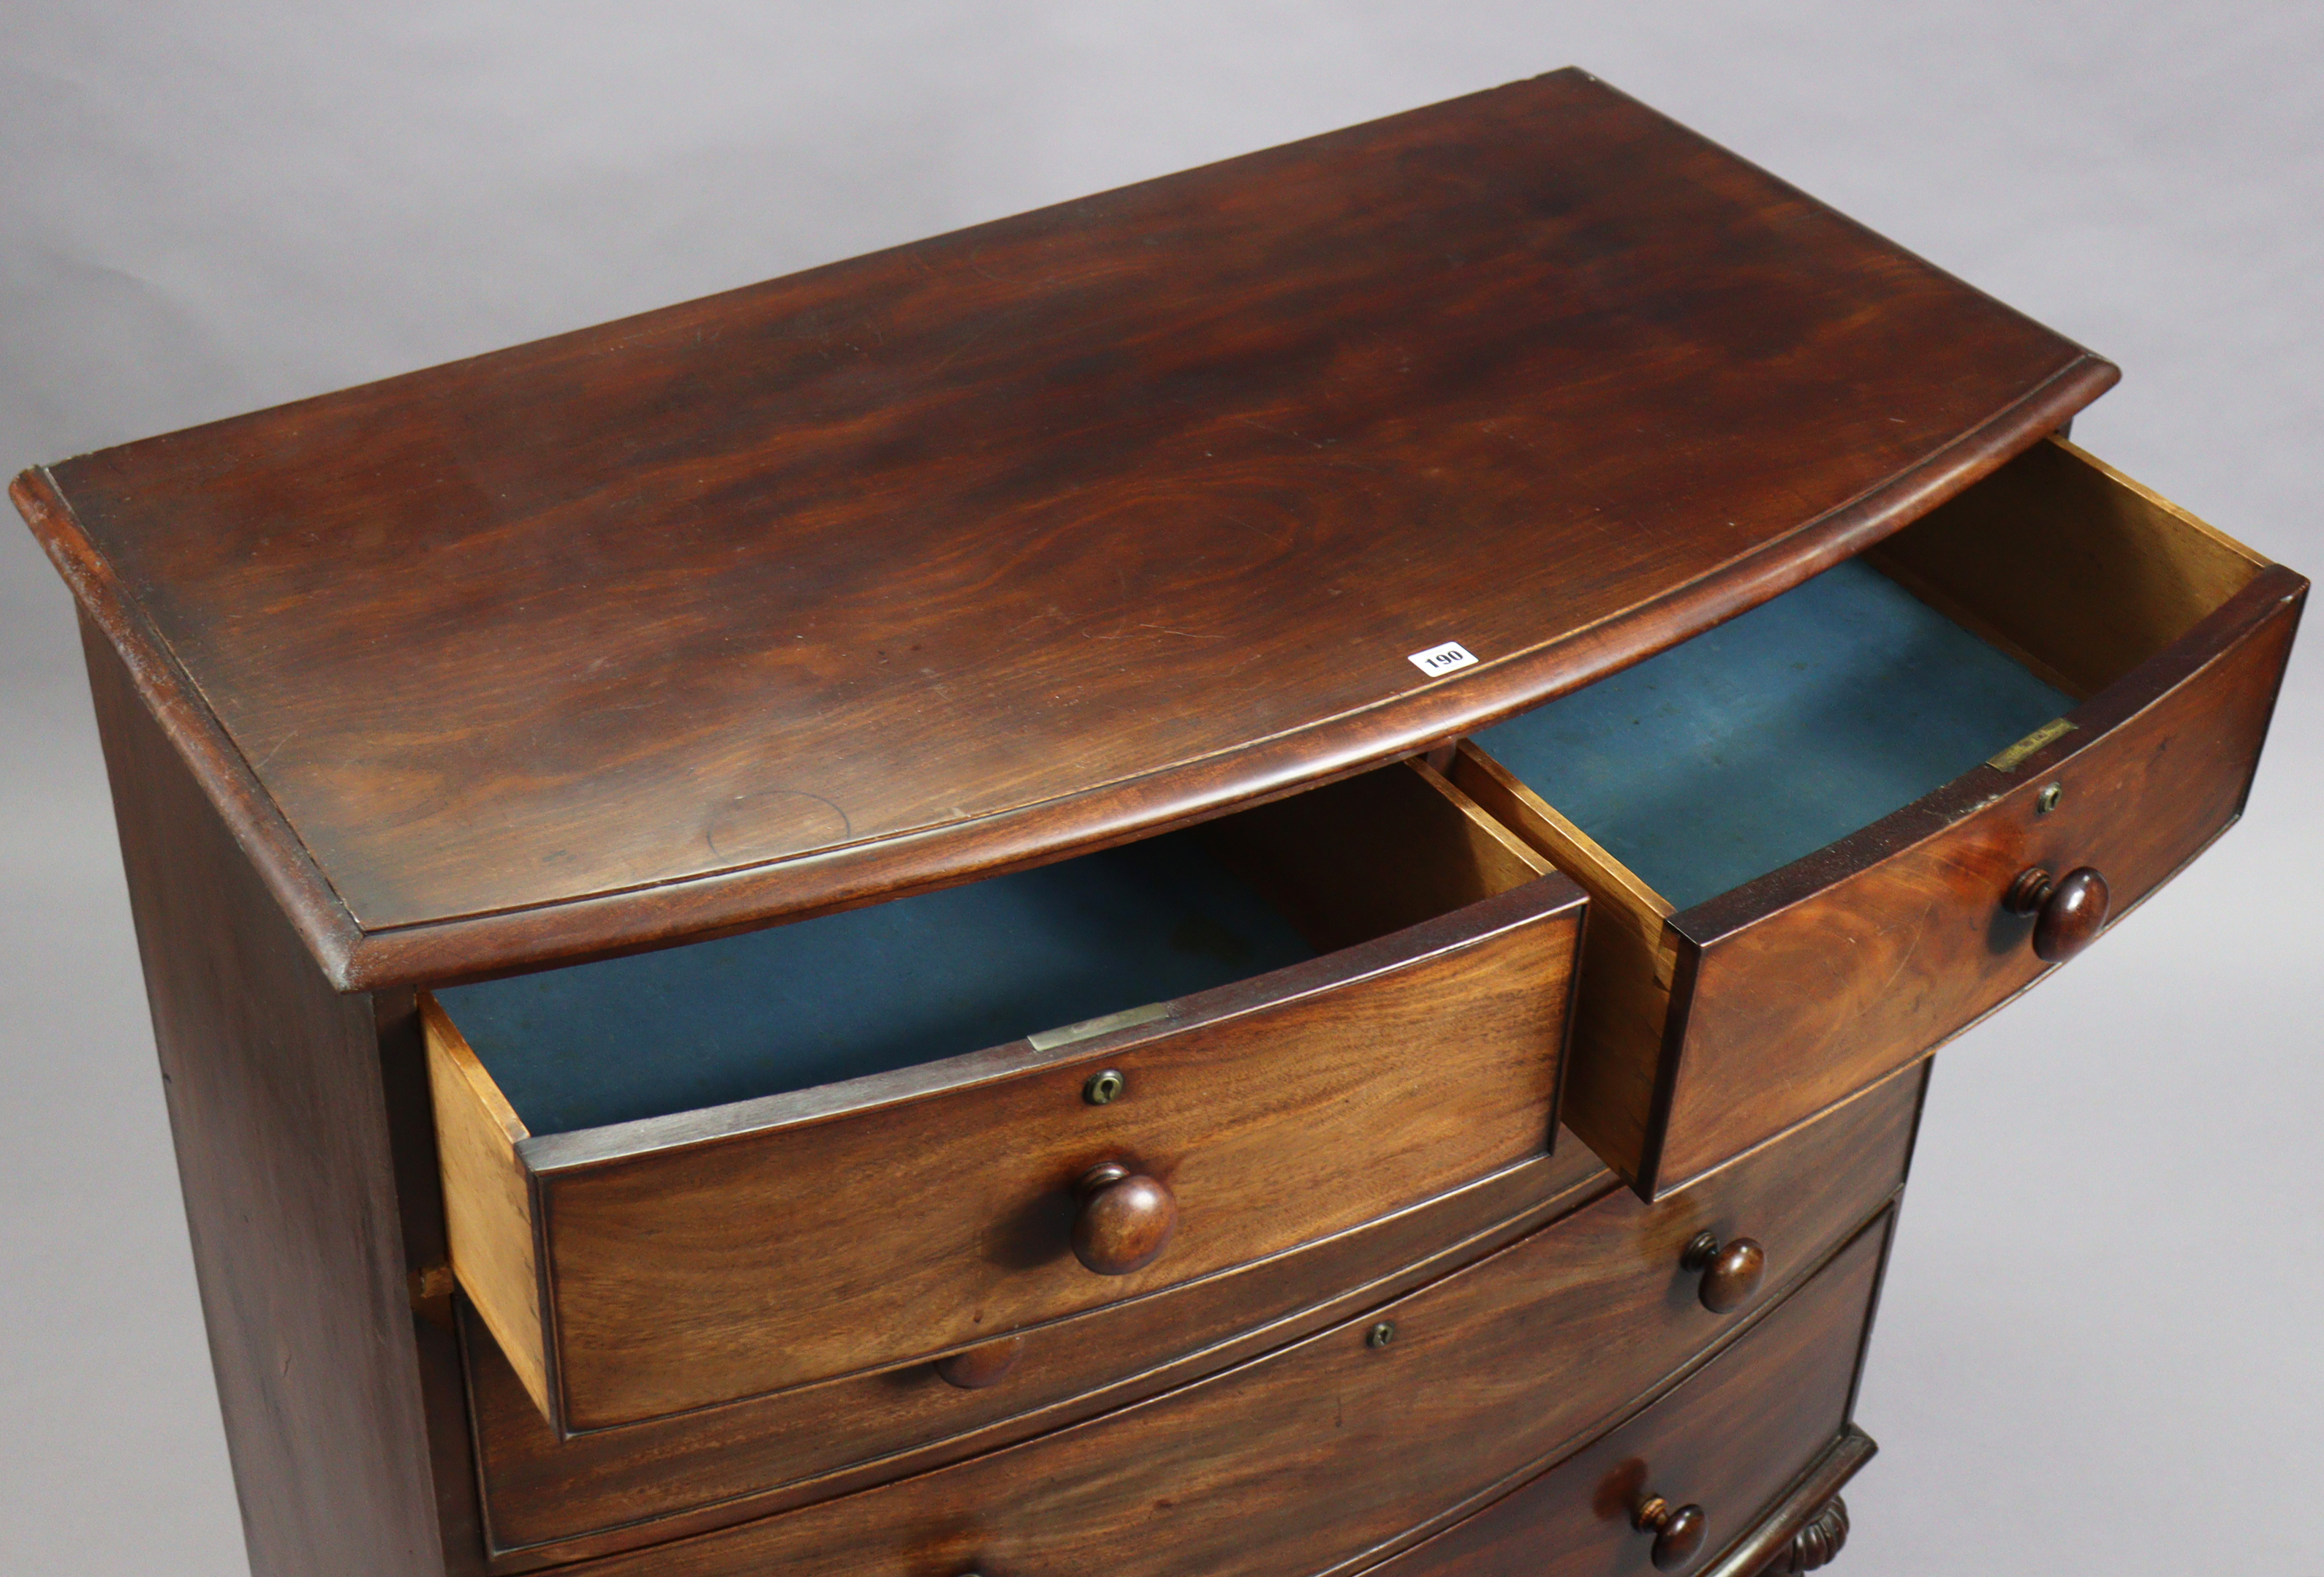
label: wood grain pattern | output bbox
[469,1062,1922,1577]
[1868,436,2268,697]
[468,1146,1615,1567]
[422,998,549,1417]
[79,620,462,1575]
[1649,566,2304,1196]
[1203,758,1550,952]
[931,1338,1028,1391]
[1366,1218,1889,1577]
[16,69,2112,991]
[1464,442,2305,1197]
[370,989,498,1573]
[23,70,2303,1577]
[534,882,1581,1428]
[436,852,1585,1429]
[1450,743,1677,1182]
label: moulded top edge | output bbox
[16,69,2116,988]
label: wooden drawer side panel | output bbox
[423,998,548,1418]
[1449,744,1678,1184]
[1203,757,1553,953]
[1866,435,2268,698]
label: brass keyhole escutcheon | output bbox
[1083,1068,1126,1105]
[1367,1320,1397,1349]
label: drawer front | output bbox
[1655,567,2301,1193]
[470,1145,1616,1567]
[1369,1210,1888,1577]
[433,762,1586,1432]
[1461,440,2306,1198]
[536,1064,1923,1577]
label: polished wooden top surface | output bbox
[17,69,2113,988]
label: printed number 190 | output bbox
[1407,640,1478,677]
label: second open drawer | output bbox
[423,760,1583,1433]
[1456,437,2304,1198]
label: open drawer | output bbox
[424,760,1583,1433]
[1454,437,2305,1198]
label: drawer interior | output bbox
[436,833,1314,1135]
[1461,437,2269,927]
[428,757,1561,1429]
[432,759,1544,1139]
[1469,555,2075,912]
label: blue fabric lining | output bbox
[439,831,1314,1136]
[1471,559,2073,912]
[446,558,2069,1138]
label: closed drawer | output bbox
[1456,437,2306,1196]
[468,1144,1616,1568]
[515,1059,1923,1577]
[425,760,1583,1432]
[1367,1210,1888,1577]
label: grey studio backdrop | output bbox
[3,4,2318,1574]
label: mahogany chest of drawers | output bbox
[15,69,2304,1577]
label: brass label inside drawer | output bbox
[1987,717,2076,773]
[1027,1001,1173,1051]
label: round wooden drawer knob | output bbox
[2006,865,2110,963]
[1634,1494,1709,1570]
[934,1336,1023,1390]
[1071,1162,1176,1276]
[1681,1230,1765,1313]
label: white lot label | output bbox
[1407,640,1478,677]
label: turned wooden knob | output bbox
[2006,865,2110,962]
[1071,1162,1176,1275]
[933,1336,1023,1389]
[1681,1230,1766,1313]
[1634,1494,1709,1571]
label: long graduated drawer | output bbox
[482,1059,1922,1576]
[1368,1212,1888,1577]
[1456,438,2306,1197]
[424,760,1583,1433]
[463,1142,1616,1567]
